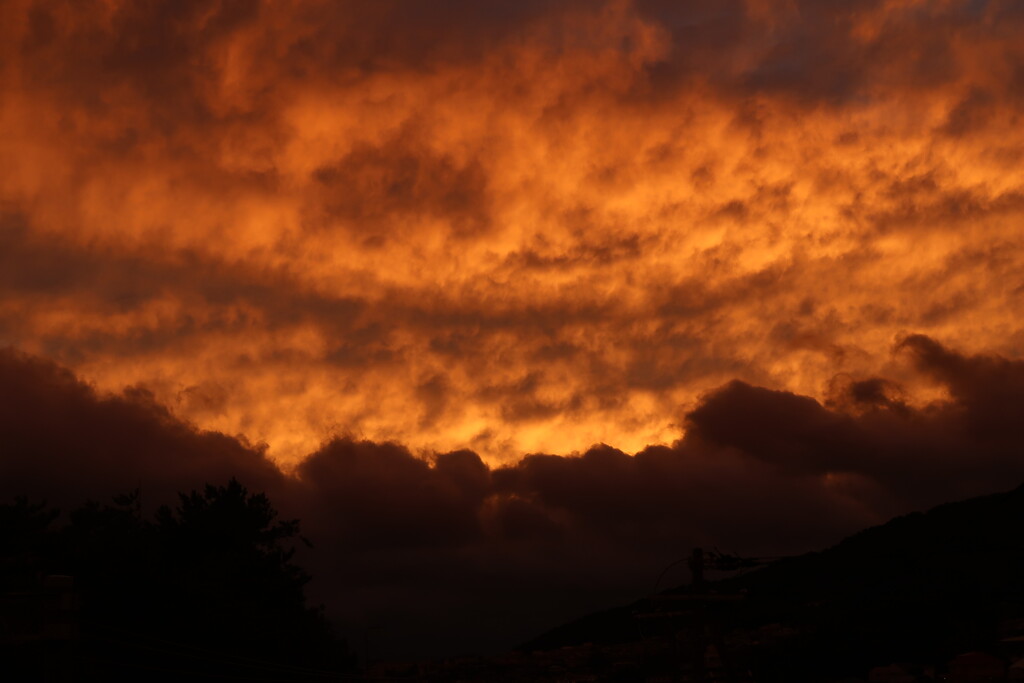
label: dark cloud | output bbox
[687,336,1024,508]
[628,0,1024,111]
[295,439,488,549]
[825,375,908,414]
[310,133,493,242]
[5,338,1024,656]
[17,0,1022,145]
[0,347,285,508]
[0,211,371,341]
[897,333,1024,447]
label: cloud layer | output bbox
[2,1,1024,463]
[4,337,1024,656]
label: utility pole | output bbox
[638,548,764,682]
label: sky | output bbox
[3,0,1024,658]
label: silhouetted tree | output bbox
[3,481,351,681]
[150,479,327,659]
[0,497,58,570]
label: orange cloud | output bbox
[2,0,1024,465]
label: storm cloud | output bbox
[4,337,1024,655]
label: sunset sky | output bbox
[4,0,1024,657]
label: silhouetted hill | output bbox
[522,482,1024,681]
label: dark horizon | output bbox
[4,338,1024,661]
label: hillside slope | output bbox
[522,482,1024,681]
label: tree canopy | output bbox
[1,479,351,681]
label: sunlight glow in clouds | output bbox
[2,0,1024,464]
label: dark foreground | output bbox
[8,480,1024,681]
